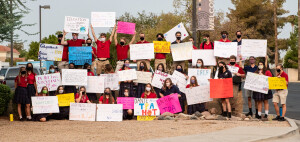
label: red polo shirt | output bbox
[99,96,115,104]
[199,42,214,49]
[75,93,89,103]
[218,39,231,42]
[155,53,166,59]
[116,44,130,60]
[280,71,289,87]
[96,40,111,58]
[67,39,85,46]
[87,71,94,76]
[141,92,157,98]
[58,43,69,61]
[15,76,27,87]
[27,73,36,84]
[92,46,96,61]
[136,41,150,44]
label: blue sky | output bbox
[10,0,299,50]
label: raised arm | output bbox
[129,31,136,45]
[265,55,268,68]
[90,24,98,42]
[61,30,68,45]
[110,24,116,41]
[114,27,118,45]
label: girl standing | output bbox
[153,63,166,98]
[75,86,91,103]
[99,88,115,104]
[141,84,157,98]
[136,61,149,98]
[174,65,187,113]
[186,76,205,114]
[26,63,38,97]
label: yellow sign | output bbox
[154,41,171,53]
[137,116,156,121]
[268,77,287,89]
[57,93,75,106]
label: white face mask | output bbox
[58,90,64,94]
[258,65,264,70]
[166,83,171,87]
[146,87,151,91]
[99,38,105,42]
[124,92,129,96]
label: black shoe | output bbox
[256,115,261,119]
[272,116,281,121]
[278,117,286,121]
[26,118,32,121]
[264,114,268,118]
[246,112,253,117]
[19,118,24,121]
[222,111,227,117]
[228,112,232,118]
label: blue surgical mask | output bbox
[50,69,55,73]
[191,80,195,84]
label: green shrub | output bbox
[0,84,11,115]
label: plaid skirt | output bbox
[253,90,273,101]
[14,86,30,104]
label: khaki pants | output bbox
[137,59,151,71]
[171,61,185,73]
[115,61,124,72]
[154,59,166,71]
[58,61,69,72]
[93,60,110,75]
[273,89,288,104]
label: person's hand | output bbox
[90,24,93,28]
[133,60,136,62]
[178,94,181,98]
[35,92,38,96]
[236,73,241,76]
[125,94,129,97]
[63,30,68,36]
[239,55,242,60]
[265,55,268,60]
[79,91,83,95]
[148,59,151,61]
[91,51,94,54]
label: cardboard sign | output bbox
[171,42,193,61]
[153,41,171,53]
[56,93,75,107]
[185,85,212,105]
[210,78,233,98]
[192,49,216,66]
[91,12,116,27]
[268,77,287,90]
[188,69,211,86]
[151,70,175,89]
[64,16,89,34]
[134,98,160,116]
[100,74,119,90]
[137,116,156,121]
[69,103,96,121]
[214,41,238,58]
[61,69,87,86]
[38,43,63,61]
[117,21,135,35]
[96,104,123,122]
[241,39,267,57]
[133,71,153,84]
[86,76,105,93]
[117,97,135,109]
[117,69,137,81]
[31,96,59,114]
[172,70,187,93]
[164,23,189,42]
[196,0,214,30]
[35,73,61,93]
[156,94,182,114]
[69,47,92,65]
[244,72,269,94]
[130,43,154,60]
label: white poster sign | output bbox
[100,74,119,90]
[188,68,211,85]
[151,70,176,89]
[91,12,116,27]
[241,39,267,57]
[227,65,239,74]
[185,85,212,105]
[244,72,269,94]
[214,41,237,58]
[164,23,189,42]
[62,69,87,86]
[172,70,187,93]
[64,16,89,34]
[130,43,154,60]
[35,73,61,93]
[96,104,123,121]
[31,96,59,114]
[171,42,193,61]
[38,43,63,61]
[133,71,153,84]
[86,76,105,93]
[192,49,216,66]
[134,98,160,116]
[69,103,96,121]
[117,69,137,81]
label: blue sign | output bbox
[69,47,92,65]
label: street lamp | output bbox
[39,5,50,68]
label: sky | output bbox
[8,0,299,51]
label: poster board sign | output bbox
[214,41,237,58]
[32,96,59,114]
[38,43,63,61]
[185,85,212,105]
[69,47,92,65]
[210,78,234,98]
[117,97,135,109]
[171,42,193,61]
[268,77,287,90]
[96,104,123,122]
[241,39,267,57]
[117,21,135,35]
[56,93,75,107]
[151,70,175,89]
[91,12,116,27]
[172,70,187,93]
[153,41,171,53]
[133,71,153,84]
[35,73,61,93]
[64,16,89,34]
[244,72,269,94]
[134,98,160,116]
[117,69,137,81]
[164,23,189,42]
[86,76,105,93]
[227,65,239,74]
[69,103,96,121]
[61,69,87,86]
[137,116,156,121]
[192,49,216,66]
[156,94,182,114]
[100,74,120,90]
[188,69,211,85]
[130,43,154,60]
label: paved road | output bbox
[242,82,300,120]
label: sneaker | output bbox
[26,118,32,121]
[256,115,261,119]
[278,117,286,121]
[227,112,232,118]
[221,112,227,117]
[246,112,253,117]
[19,117,25,121]
[272,116,281,121]
[264,114,268,118]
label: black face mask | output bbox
[157,37,163,41]
[58,39,61,43]
[277,69,281,73]
[105,92,110,95]
[26,67,32,71]
[21,71,26,74]
[87,69,91,72]
[140,37,144,41]
[120,42,125,46]
[230,62,235,65]
[140,66,144,70]
[219,66,224,71]
[87,43,92,46]
[69,66,74,69]
[176,69,183,72]
[237,35,241,38]
[176,37,181,40]
[82,91,85,94]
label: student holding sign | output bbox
[61,30,86,47]
[85,37,97,64]
[153,63,166,98]
[64,63,77,94]
[186,76,205,114]
[171,31,185,73]
[32,86,51,122]
[57,34,70,70]
[53,86,70,120]
[99,88,115,104]
[114,27,136,72]
[219,31,231,42]
[48,65,58,96]
[26,63,38,97]
[154,33,168,71]
[136,61,150,98]
[90,24,116,75]
[141,84,157,99]
[232,31,242,45]
[272,64,289,121]
[119,59,135,97]
[122,88,134,120]
[75,86,91,103]
[134,33,151,70]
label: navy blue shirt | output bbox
[160,85,181,96]
[171,40,183,44]
[244,65,258,74]
[232,39,242,45]
[218,70,232,79]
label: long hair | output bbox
[143,83,157,98]
[156,63,165,72]
[103,88,114,104]
[83,63,90,69]
[40,86,49,96]
[79,86,87,95]
[218,61,229,77]
[49,65,55,74]
[196,59,205,68]
[255,61,267,75]
[190,76,199,86]
[163,78,173,91]
[139,61,148,71]
[104,64,114,73]
[55,85,65,95]
[18,67,27,84]
[121,59,130,70]
[26,63,35,75]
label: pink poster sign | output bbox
[117,21,135,35]
[156,93,182,114]
[117,97,135,109]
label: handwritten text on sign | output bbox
[86,76,105,93]
[244,72,269,94]
[134,98,160,116]
[151,70,176,89]
[268,77,287,90]
[214,41,238,58]
[171,42,193,61]
[38,43,63,61]
[35,73,61,93]
[153,41,171,53]
[117,69,137,81]
[241,39,267,57]
[134,71,153,84]
[91,12,115,27]
[185,85,212,105]
[96,104,123,122]
[164,22,189,42]
[64,16,89,34]
[117,97,135,109]
[62,69,87,86]
[188,69,211,86]
[31,96,59,114]
[192,49,216,66]
[69,47,92,65]
[69,103,96,121]
[117,21,135,35]
[101,74,119,90]
[156,94,182,114]
[56,93,75,107]
[172,70,187,93]
[130,43,154,60]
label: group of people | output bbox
[14,27,289,122]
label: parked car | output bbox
[0,67,8,84]
[3,67,43,90]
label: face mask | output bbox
[250,60,255,64]
[176,37,181,40]
[99,38,105,42]
[26,67,32,71]
[58,39,61,43]
[21,71,26,74]
[120,42,125,46]
[105,92,110,95]
[87,69,91,72]
[203,38,207,42]
[58,90,64,94]
[277,69,281,73]
[166,83,171,87]
[158,68,163,71]
[50,69,55,73]
[219,66,224,71]
[230,62,235,65]
[125,63,130,67]
[222,35,227,39]
[87,43,92,46]
[196,63,202,67]
[140,37,145,41]
[72,36,78,40]
[237,35,241,38]
[157,37,163,41]
[258,65,264,70]
[69,66,74,69]
[191,80,195,84]
[42,90,48,94]
[82,91,85,94]
[140,66,144,70]
[146,87,151,91]
[176,68,183,72]
[124,92,129,96]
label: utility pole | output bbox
[298,0,300,80]
[192,0,197,46]
[274,0,278,66]
[10,0,13,67]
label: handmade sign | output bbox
[134,98,160,116]
[117,97,135,109]
[196,0,214,30]
[64,16,89,34]
[153,41,171,53]
[172,70,187,93]
[31,96,59,114]
[185,85,212,105]
[192,49,216,66]
[69,46,92,65]
[86,76,105,93]
[227,65,240,74]
[214,41,237,58]
[61,69,87,86]
[244,72,269,94]
[188,69,211,86]
[91,12,115,27]
[56,93,75,107]
[151,70,176,89]
[241,39,267,57]
[100,74,119,90]
[117,69,137,81]
[133,71,153,84]
[35,73,61,93]
[156,94,182,114]
[38,43,63,61]
[96,104,123,122]
[164,23,189,42]
[236,45,246,62]
[117,21,135,35]
[137,116,156,121]
[69,103,96,121]
[210,78,234,98]
[130,43,154,60]
[171,42,193,61]
[268,77,287,90]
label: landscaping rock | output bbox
[216,115,227,120]
[209,108,217,115]
[161,112,175,117]
[230,116,242,121]
[194,111,203,117]
[244,118,250,121]
[205,115,216,120]
[190,116,199,120]
[201,111,211,117]
[157,115,165,120]
[175,113,190,120]
[165,116,174,120]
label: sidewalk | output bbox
[143,118,299,142]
